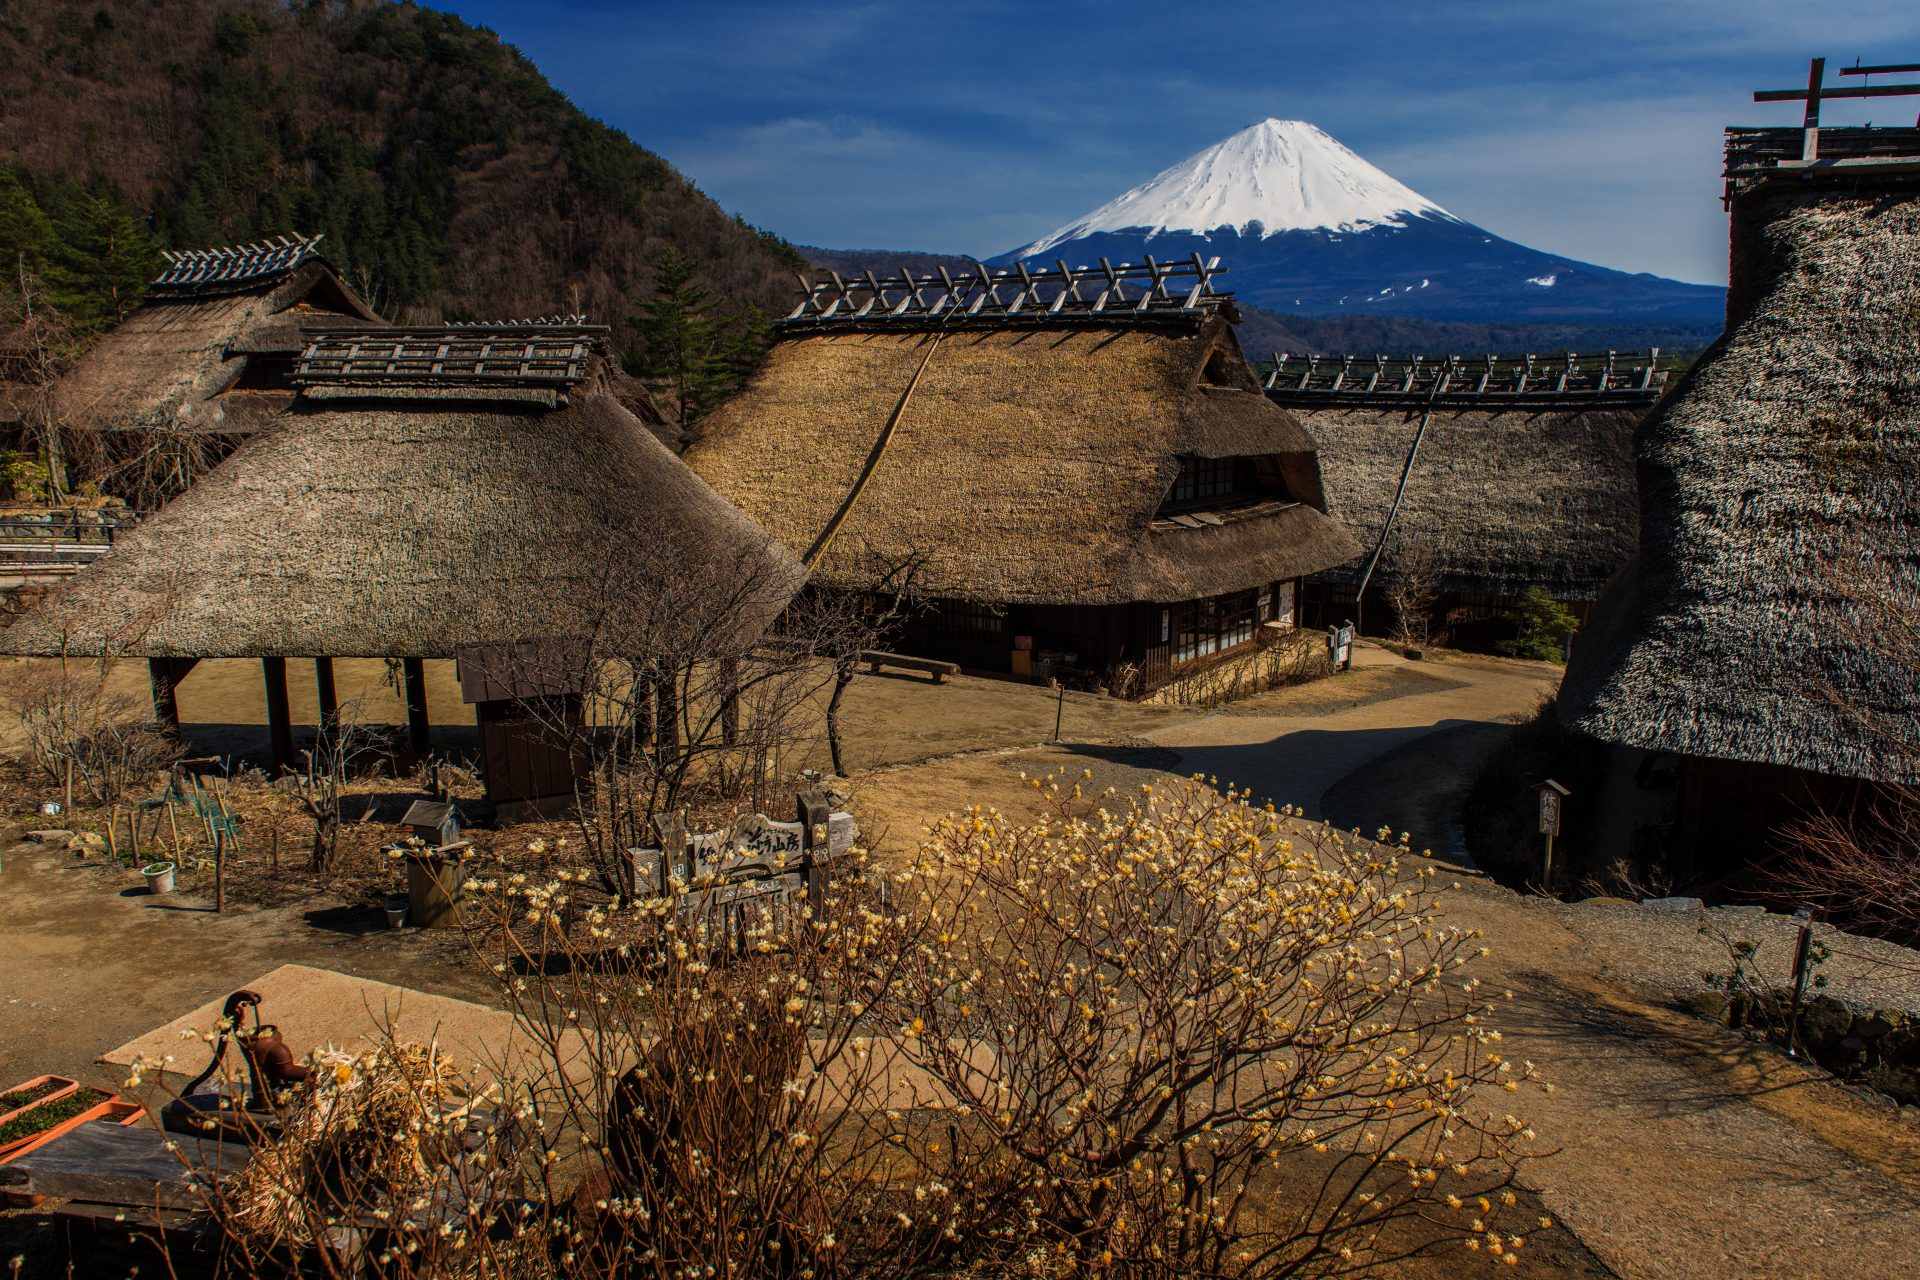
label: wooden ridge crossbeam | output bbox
[292,325,608,391]
[776,255,1232,330]
[1263,350,1672,408]
[449,314,592,328]
[1727,57,1920,196]
[148,233,326,298]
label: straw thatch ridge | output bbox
[1559,179,1920,782]
[1297,402,1645,599]
[686,316,1356,604]
[0,384,804,660]
[51,258,380,438]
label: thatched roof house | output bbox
[1266,352,1668,639]
[5,319,800,801]
[51,234,382,441]
[5,322,801,662]
[1559,117,1920,871]
[687,259,1357,687]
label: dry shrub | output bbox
[1149,633,1329,709]
[150,783,1544,1278]
[4,660,178,804]
[214,1042,511,1270]
[1774,793,1920,946]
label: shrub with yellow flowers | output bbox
[876,772,1545,1276]
[151,776,1545,1278]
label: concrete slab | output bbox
[98,963,548,1083]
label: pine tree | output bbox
[628,249,735,424]
[0,169,56,279]
[49,193,160,325]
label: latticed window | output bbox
[935,600,1006,636]
[1168,456,1239,507]
[1171,586,1268,663]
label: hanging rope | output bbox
[802,330,946,570]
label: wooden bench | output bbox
[861,650,960,683]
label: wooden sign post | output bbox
[1536,779,1570,891]
[627,792,859,947]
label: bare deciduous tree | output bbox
[1381,531,1443,648]
[479,525,918,899]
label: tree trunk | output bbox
[826,658,856,777]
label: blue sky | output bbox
[436,1,1920,284]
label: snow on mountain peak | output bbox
[1014,119,1455,259]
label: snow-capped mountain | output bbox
[993,119,1722,328]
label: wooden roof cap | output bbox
[148,233,328,299]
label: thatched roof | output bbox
[1295,401,1646,598]
[1,340,803,660]
[686,316,1357,604]
[51,242,381,438]
[1560,169,1920,782]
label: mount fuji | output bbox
[989,119,1722,330]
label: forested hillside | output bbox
[0,0,803,353]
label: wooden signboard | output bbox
[1329,623,1355,669]
[628,793,858,944]
[1537,779,1569,836]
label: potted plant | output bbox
[0,1088,132,1164]
[0,1098,144,1205]
[142,861,175,894]
[0,1076,78,1128]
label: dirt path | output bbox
[1449,881,1920,1279]
[1146,643,1559,836]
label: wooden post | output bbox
[214,831,225,914]
[314,658,339,734]
[148,658,181,734]
[262,657,294,773]
[1536,779,1569,893]
[1787,904,1816,1057]
[402,658,430,753]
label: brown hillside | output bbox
[0,0,802,337]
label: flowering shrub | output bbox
[881,774,1546,1275]
[150,778,1545,1277]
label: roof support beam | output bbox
[403,658,430,755]
[148,658,198,735]
[314,658,338,735]
[262,657,294,774]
